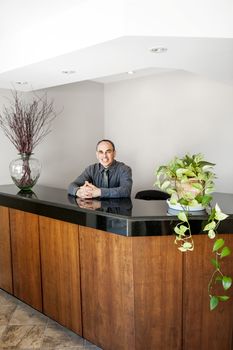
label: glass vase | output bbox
[9,153,41,191]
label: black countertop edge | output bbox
[0,189,132,220]
[0,194,131,236]
[0,189,224,221]
[0,184,233,236]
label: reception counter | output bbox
[0,184,233,236]
[0,184,232,350]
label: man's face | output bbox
[96,141,116,168]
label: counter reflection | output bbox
[68,196,132,216]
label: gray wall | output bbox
[0,89,19,185]
[0,81,104,189]
[0,72,233,195]
[104,71,233,196]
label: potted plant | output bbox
[156,153,232,310]
[0,89,59,191]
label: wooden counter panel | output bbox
[39,217,82,335]
[10,209,42,310]
[0,206,13,293]
[132,236,183,350]
[183,234,233,350]
[79,226,135,350]
[0,189,232,350]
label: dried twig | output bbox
[0,90,59,154]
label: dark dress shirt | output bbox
[68,160,132,198]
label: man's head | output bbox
[96,139,116,168]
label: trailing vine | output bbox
[174,204,232,310]
[156,153,232,310]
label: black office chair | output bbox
[135,190,170,200]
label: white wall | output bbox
[0,89,21,184]
[1,73,233,195]
[37,81,104,189]
[0,81,104,189]
[104,71,233,196]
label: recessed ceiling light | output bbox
[127,71,135,75]
[150,47,168,53]
[61,70,76,74]
[15,81,28,85]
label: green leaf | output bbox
[178,246,188,252]
[183,242,193,249]
[174,226,185,236]
[161,180,170,191]
[213,238,225,252]
[195,194,203,203]
[199,161,215,167]
[215,203,221,212]
[179,225,189,234]
[205,186,215,194]
[178,241,194,252]
[220,246,231,258]
[201,194,212,206]
[188,199,199,207]
[208,230,216,239]
[191,182,203,190]
[178,198,189,206]
[215,211,229,221]
[222,276,232,290]
[170,194,178,204]
[208,208,216,221]
[218,295,230,301]
[176,168,188,177]
[178,211,188,222]
[156,165,166,174]
[203,221,216,231]
[210,296,219,310]
[211,258,219,269]
[174,226,180,235]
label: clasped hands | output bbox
[76,181,101,198]
[76,197,101,210]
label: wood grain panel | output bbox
[0,206,13,293]
[39,216,82,335]
[183,234,233,350]
[10,209,42,310]
[79,226,135,350]
[133,235,183,350]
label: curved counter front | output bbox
[0,184,232,350]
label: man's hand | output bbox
[76,181,92,198]
[76,181,101,198]
[76,198,101,210]
[87,183,101,198]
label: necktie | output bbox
[103,169,109,188]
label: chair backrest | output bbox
[135,190,170,200]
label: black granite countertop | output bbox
[0,184,233,236]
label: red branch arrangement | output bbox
[0,90,58,154]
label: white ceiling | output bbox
[1,0,233,91]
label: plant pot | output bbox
[9,153,41,191]
[167,199,205,212]
[176,178,203,199]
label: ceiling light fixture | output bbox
[127,71,135,75]
[15,81,28,85]
[150,47,168,53]
[61,70,76,74]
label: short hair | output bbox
[96,139,115,151]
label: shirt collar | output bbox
[99,160,117,173]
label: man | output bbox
[68,139,132,198]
